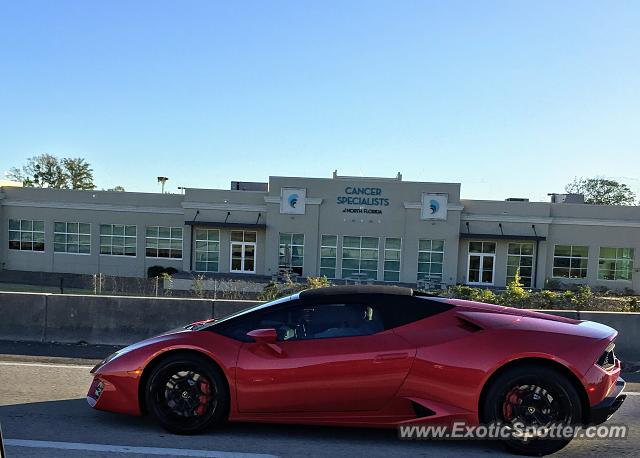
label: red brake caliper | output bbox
[195,378,212,416]
[503,389,521,421]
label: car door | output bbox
[234,301,416,413]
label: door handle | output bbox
[374,352,409,362]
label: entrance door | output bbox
[230,231,257,273]
[467,241,496,285]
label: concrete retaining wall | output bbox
[0,292,638,361]
[0,292,258,345]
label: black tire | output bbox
[145,353,229,434]
[481,364,582,456]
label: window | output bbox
[146,226,183,258]
[341,236,379,281]
[54,222,91,254]
[230,231,256,273]
[279,233,304,276]
[418,239,444,283]
[598,247,634,281]
[320,235,337,278]
[213,296,454,342]
[100,224,137,256]
[468,241,496,284]
[195,229,220,272]
[507,242,534,287]
[383,238,401,282]
[553,245,588,279]
[8,219,45,252]
[220,303,384,342]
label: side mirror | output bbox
[247,328,278,344]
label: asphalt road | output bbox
[0,343,638,458]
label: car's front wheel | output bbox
[145,353,228,434]
[482,364,582,456]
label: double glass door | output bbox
[467,241,496,285]
[231,231,256,273]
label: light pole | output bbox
[157,176,169,194]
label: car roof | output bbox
[298,285,415,301]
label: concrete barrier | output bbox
[0,291,638,360]
[0,291,261,346]
[577,311,640,362]
[0,292,47,342]
[213,300,258,319]
[44,295,213,345]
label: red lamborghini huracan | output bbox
[88,285,625,455]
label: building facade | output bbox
[1,173,639,293]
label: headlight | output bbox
[91,350,121,373]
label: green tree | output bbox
[8,154,96,189]
[565,177,636,205]
[62,157,96,190]
[9,154,66,188]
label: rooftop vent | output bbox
[230,181,268,191]
[332,170,402,181]
[505,197,529,202]
[548,193,585,204]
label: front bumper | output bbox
[86,373,142,416]
[589,377,626,425]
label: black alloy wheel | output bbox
[482,365,582,455]
[145,354,228,434]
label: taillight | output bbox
[596,342,617,370]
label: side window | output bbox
[213,297,451,342]
[376,297,452,330]
[301,303,384,339]
[215,302,384,342]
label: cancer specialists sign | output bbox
[337,186,390,214]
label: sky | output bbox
[0,0,639,201]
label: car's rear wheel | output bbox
[482,364,582,456]
[145,353,228,434]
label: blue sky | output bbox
[1,0,639,200]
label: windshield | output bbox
[203,294,297,328]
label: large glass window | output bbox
[8,219,45,252]
[279,233,304,276]
[341,236,379,281]
[320,235,337,278]
[195,229,220,272]
[468,241,496,284]
[507,242,534,287]
[146,226,183,258]
[553,245,588,279]
[598,247,634,281]
[100,224,136,256]
[383,238,401,282]
[54,222,91,254]
[231,231,256,273]
[418,239,445,283]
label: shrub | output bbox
[447,285,498,304]
[147,265,178,278]
[527,290,560,309]
[258,276,332,301]
[499,270,530,308]
[625,297,639,312]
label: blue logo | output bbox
[288,193,299,208]
[429,199,440,214]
